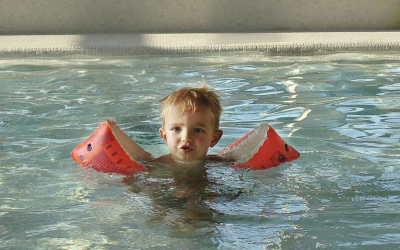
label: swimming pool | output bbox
[1,51,399,249]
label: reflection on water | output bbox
[0,51,399,249]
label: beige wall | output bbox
[1,0,399,34]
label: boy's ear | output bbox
[159,128,167,142]
[210,130,223,148]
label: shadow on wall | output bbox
[0,33,296,55]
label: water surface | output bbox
[1,51,399,249]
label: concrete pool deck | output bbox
[1,32,400,56]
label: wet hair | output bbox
[160,85,222,130]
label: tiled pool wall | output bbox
[1,0,399,34]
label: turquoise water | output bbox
[1,51,399,249]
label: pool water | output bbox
[1,51,399,249]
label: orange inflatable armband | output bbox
[71,120,152,176]
[220,123,300,170]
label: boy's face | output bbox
[159,106,222,163]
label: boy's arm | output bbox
[108,120,154,162]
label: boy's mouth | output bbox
[180,145,193,153]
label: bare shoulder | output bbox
[205,154,234,163]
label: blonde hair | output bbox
[160,85,222,130]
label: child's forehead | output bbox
[163,105,215,123]
[165,104,210,114]
[163,110,215,129]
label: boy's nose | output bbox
[181,130,192,143]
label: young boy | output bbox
[154,85,223,164]
[129,85,225,228]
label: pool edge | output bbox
[1,32,400,56]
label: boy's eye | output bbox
[193,128,204,133]
[172,127,181,132]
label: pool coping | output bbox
[1,31,400,56]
